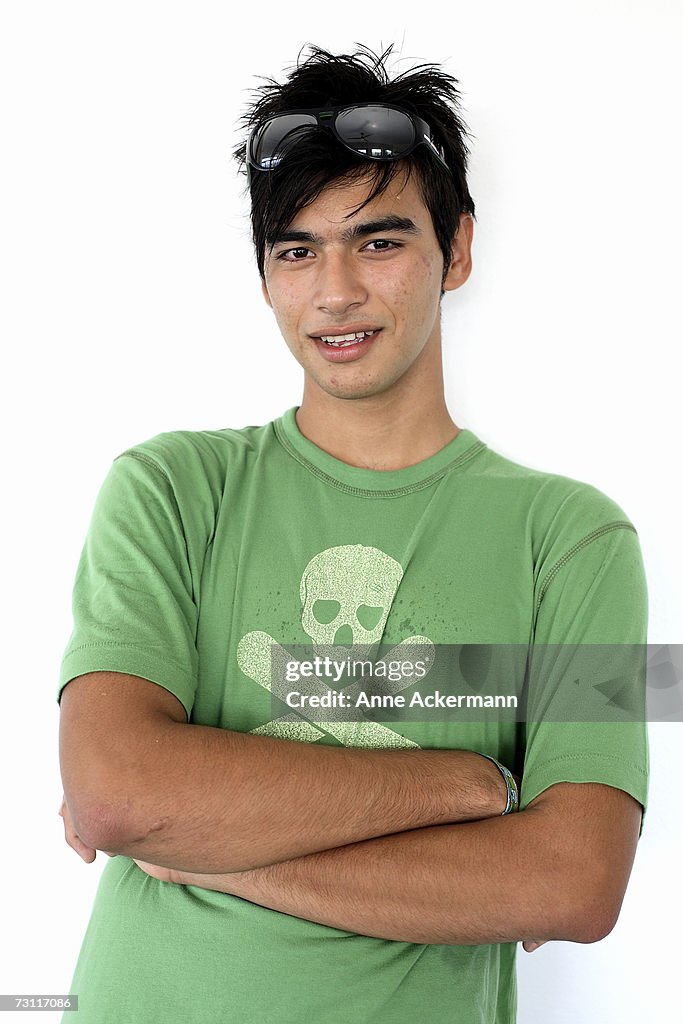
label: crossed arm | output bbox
[58,672,643,947]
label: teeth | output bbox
[321,330,376,347]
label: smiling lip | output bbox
[311,328,381,363]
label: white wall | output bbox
[1,1,681,1020]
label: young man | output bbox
[57,45,648,1024]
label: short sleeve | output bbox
[520,516,650,836]
[57,451,200,719]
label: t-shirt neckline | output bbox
[273,405,486,497]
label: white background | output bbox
[1,1,681,1021]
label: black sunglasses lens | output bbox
[251,114,318,168]
[335,106,416,158]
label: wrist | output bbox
[438,750,516,822]
[477,754,520,816]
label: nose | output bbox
[313,250,368,316]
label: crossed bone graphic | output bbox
[237,631,435,748]
[236,544,436,749]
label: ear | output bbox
[261,277,273,309]
[442,213,474,294]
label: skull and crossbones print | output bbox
[237,544,435,748]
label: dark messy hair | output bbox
[233,43,476,288]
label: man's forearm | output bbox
[154,802,601,946]
[78,719,509,873]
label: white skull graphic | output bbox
[300,544,403,656]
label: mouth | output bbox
[310,328,381,348]
[309,328,381,363]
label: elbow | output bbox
[581,889,626,943]
[61,762,157,854]
[561,880,624,945]
[60,765,140,854]
[68,795,149,854]
[567,904,619,944]
[70,800,131,853]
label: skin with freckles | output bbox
[261,167,474,471]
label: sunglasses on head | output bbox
[246,102,452,179]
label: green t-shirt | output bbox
[57,406,649,1024]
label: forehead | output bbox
[285,168,432,237]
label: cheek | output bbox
[385,254,441,312]
[419,251,443,290]
[265,284,300,330]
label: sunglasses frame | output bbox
[246,102,452,179]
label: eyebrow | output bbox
[269,215,420,249]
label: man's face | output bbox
[261,167,472,403]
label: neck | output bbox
[295,344,459,472]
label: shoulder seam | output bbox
[535,521,637,616]
[112,452,189,558]
[114,449,173,486]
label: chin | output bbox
[323,381,393,402]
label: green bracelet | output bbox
[479,754,519,815]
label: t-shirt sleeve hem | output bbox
[57,646,195,721]
[519,754,649,837]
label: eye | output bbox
[364,239,402,253]
[276,247,314,262]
